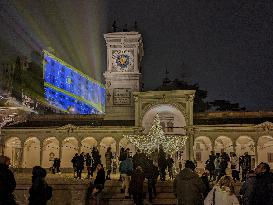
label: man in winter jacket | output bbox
[173,160,206,205]
[251,162,273,205]
[119,157,133,198]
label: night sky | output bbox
[0,0,273,111]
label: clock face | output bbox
[112,50,134,71]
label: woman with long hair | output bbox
[204,175,239,205]
[28,166,52,205]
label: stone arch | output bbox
[100,137,116,166]
[81,137,98,154]
[4,137,22,167]
[214,136,233,155]
[42,137,59,168]
[235,136,255,158]
[23,137,41,168]
[119,137,136,158]
[141,104,187,135]
[193,136,212,168]
[62,137,79,168]
[257,135,273,166]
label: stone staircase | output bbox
[101,180,176,205]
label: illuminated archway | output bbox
[23,137,40,168]
[42,137,59,168]
[258,135,273,166]
[61,137,78,168]
[100,137,116,166]
[119,137,136,158]
[4,137,22,167]
[215,136,233,154]
[81,137,97,154]
[142,104,186,135]
[193,136,212,168]
[235,136,255,157]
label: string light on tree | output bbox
[124,114,188,154]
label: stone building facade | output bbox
[1,32,273,170]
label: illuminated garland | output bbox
[124,114,188,154]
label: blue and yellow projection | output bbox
[43,50,105,114]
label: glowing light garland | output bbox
[124,114,188,154]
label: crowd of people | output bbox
[175,159,273,205]
[205,151,252,182]
[1,146,273,205]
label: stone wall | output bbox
[15,178,89,205]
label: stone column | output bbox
[116,140,119,157]
[254,142,258,166]
[19,141,24,168]
[186,129,195,160]
[232,140,237,154]
[40,142,43,167]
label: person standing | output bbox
[94,164,106,188]
[214,153,221,180]
[230,153,240,181]
[166,154,174,180]
[0,156,16,205]
[76,153,85,179]
[158,145,167,181]
[29,166,52,205]
[105,147,113,180]
[71,153,78,178]
[85,153,93,179]
[241,152,251,181]
[144,159,159,203]
[173,160,206,205]
[251,162,273,205]
[119,156,133,198]
[240,170,256,205]
[129,166,145,205]
[92,147,101,170]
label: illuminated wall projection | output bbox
[43,50,105,114]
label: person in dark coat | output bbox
[29,166,52,205]
[119,147,127,162]
[241,152,251,181]
[76,153,85,179]
[52,158,61,174]
[85,183,103,205]
[94,163,106,188]
[132,149,148,170]
[144,159,159,203]
[71,153,78,178]
[105,147,113,180]
[173,160,206,205]
[166,154,174,180]
[251,162,273,205]
[129,166,145,205]
[158,145,167,181]
[0,156,16,205]
[85,153,94,179]
[240,170,256,205]
[92,147,101,170]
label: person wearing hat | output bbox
[173,160,206,205]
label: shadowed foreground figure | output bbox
[0,156,16,205]
[173,160,206,205]
[28,166,52,205]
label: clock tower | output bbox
[103,32,144,120]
